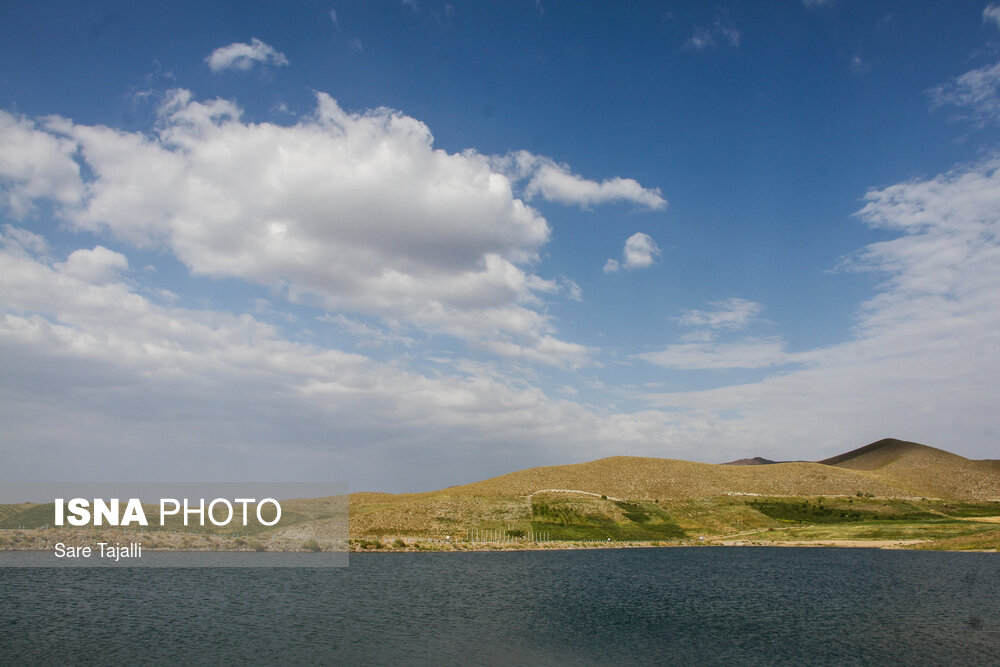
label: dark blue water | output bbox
[2,547,998,665]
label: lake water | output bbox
[1,547,998,665]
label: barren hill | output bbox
[445,456,909,499]
[819,438,957,468]
[347,441,1000,539]
[722,457,777,466]
[819,438,1000,500]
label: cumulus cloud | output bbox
[927,60,1000,126]
[4,141,1000,482]
[0,229,696,489]
[623,233,661,268]
[494,151,666,210]
[0,90,665,368]
[205,38,289,72]
[58,246,128,285]
[605,232,661,273]
[0,112,84,216]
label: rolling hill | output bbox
[820,438,1000,500]
[348,438,1000,541]
[2,438,996,550]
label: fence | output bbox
[466,527,550,543]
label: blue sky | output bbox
[2,1,1000,492]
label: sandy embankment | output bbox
[713,539,929,549]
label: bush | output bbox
[302,538,321,552]
[393,538,407,548]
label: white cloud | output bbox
[604,233,660,272]
[559,277,583,302]
[0,112,84,216]
[638,339,790,370]
[0,90,663,368]
[0,230,699,488]
[984,3,1000,29]
[623,232,660,269]
[802,0,834,7]
[684,11,741,51]
[678,298,762,330]
[58,246,128,285]
[494,151,667,210]
[205,38,289,72]
[643,157,1000,458]
[680,329,715,343]
[685,28,716,52]
[927,60,1000,126]
[642,299,776,370]
[319,313,417,348]
[329,10,339,27]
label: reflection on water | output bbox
[1,548,998,665]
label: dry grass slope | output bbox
[348,439,1000,540]
[433,457,910,499]
[820,438,1000,500]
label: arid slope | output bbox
[820,438,1000,500]
[349,439,1000,538]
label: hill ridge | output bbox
[818,438,957,468]
[352,438,999,504]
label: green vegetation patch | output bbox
[756,521,996,543]
[530,497,685,541]
[913,527,1000,551]
[531,499,587,525]
[746,498,942,524]
[615,501,652,523]
[937,501,1000,518]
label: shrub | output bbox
[302,539,321,552]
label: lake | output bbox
[1,547,998,665]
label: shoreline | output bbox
[1,541,996,555]
[347,538,998,553]
[4,527,996,554]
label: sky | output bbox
[2,1,1000,492]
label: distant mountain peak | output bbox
[721,456,777,466]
